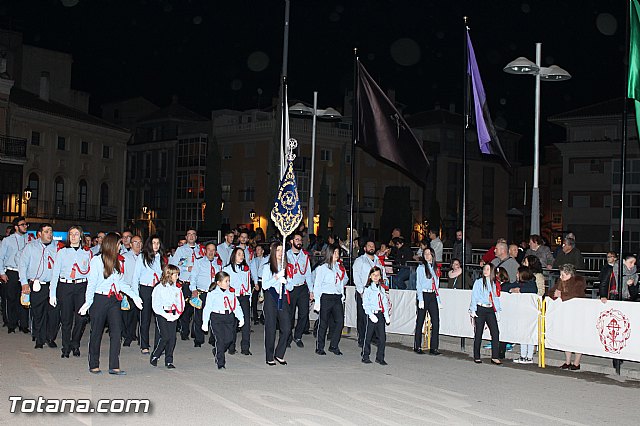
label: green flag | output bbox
[629,0,640,135]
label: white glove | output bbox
[79,302,90,316]
[469,311,478,318]
[275,270,285,279]
[49,296,57,307]
[201,322,208,332]
[278,276,287,285]
[238,319,245,328]
[418,300,424,310]
[384,313,390,325]
[32,280,41,292]
[495,312,501,322]
[313,300,320,313]
[133,297,143,310]
[369,313,379,323]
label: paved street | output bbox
[0,324,638,425]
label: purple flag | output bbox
[467,31,510,166]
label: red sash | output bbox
[378,292,385,313]
[108,283,123,301]
[224,295,236,312]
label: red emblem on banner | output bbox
[596,309,631,354]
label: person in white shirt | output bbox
[261,241,291,366]
[150,264,183,369]
[429,230,443,263]
[217,231,235,266]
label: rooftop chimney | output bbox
[39,71,50,102]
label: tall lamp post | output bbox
[504,43,571,236]
[289,94,341,234]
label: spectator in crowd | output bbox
[480,238,505,266]
[509,244,523,264]
[307,234,317,252]
[429,230,443,263]
[377,243,394,278]
[553,237,585,270]
[503,266,538,364]
[494,267,512,359]
[254,227,265,244]
[452,229,472,266]
[600,253,638,303]
[548,264,587,370]
[389,228,402,258]
[414,239,429,261]
[391,237,413,290]
[447,258,472,289]
[490,242,520,285]
[525,235,554,269]
[522,255,546,296]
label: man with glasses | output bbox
[120,230,133,254]
[90,232,105,256]
[0,217,32,334]
[121,235,143,346]
[170,228,203,340]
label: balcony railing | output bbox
[0,135,27,159]
[26,201,118,222]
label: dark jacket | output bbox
[502,279,537,294]
[548,275,587,301]
[553,248,585,269]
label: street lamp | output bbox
[141,206,152,237]
[504,43,571,236]
[289,93,342,235]
[249,208,256,222]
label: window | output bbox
[240,175,255,202]
[127,153,137,180]
[54,177,64,216]
[27,173,39,216]
[78,180,87,219]
[102,145,112,159]
[321,149,332,162]
[81,141,89,155]
[31,131,40,146]
[100,183,109,207]
[159,151,168,178]
[57,136,66,151]
[126,189,136,219]
[222,144,232,160]
[143,152,151,179]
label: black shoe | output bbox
[8,328,15,334]
[375,359,388,366]
[303,330,310,335]
[46,340,57,348]
[123,340,131,347]
[166,363,176,369]
[194,342,202,348]
[150,357,158,367]
[315,349,326,355]
[362,358,372,364]
[474,359,482,364]
[329,348,343,356]
[570,364,580,371]
[490,359,503,366]
[228,348,236,355]
[108,369,127,375]
[295,339,304,348]
[181,335,189,341]
[429,349,441,356]
[34,343,43,349]
[72,348,81,357]
[266,360,276,366]
[218,365,225,370]
[414,348,425,354]
[241,350,252,356]
[20,327,29,334]
[358,342,363,348]
[275,357,287,365]
[253,321,259,325]
[61,351,69,358]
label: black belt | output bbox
[164,309,177,314]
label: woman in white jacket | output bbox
[150,264,183,369]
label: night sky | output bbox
[3,0,627,162]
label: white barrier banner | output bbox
[344,287,539,344]
[545,298,640,362]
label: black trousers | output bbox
[210,312,235,367]
[362,311,386,362]
[121,297,138,344]
[251,280,262,322]
[30,282,57,345]
[88,294,122,370]
[178,282,193,339]
[316,294,344,351]
[231,295,250,351]
[1,278,7,325]
[138,285,154,350]
[414,292,439,351]
[263,293,290,362]
[288,285,309,342]
[57,281,88,351]
[192,292,208,345]
[473,306,500,360]
[355,291,366,346]
[6,270,28,330]
[151,315,177,364]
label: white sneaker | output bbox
[523,358,533,364]
[513,357,525,364]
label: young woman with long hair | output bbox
[222,247,252,355]
[261,241,291,366]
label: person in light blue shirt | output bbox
[132,235,165,354]
[201,271,244,369]
[169,227,202,341]
[150,264,183,369]
[352,239,386,347]
[19,223,58,349]
[121,235,142,347]
[79,233,142,375]
[314,245,349,356]
[217,231,235,266]
[189,243,222,347]
[49,225,93,358]
[1,216,32,333]
[414,248,441,356]
[249,245,268,325]
[361,266,390,365]
[223,247,252,355]
[469,263,502,365]
[261,241,291,366]
[286,232,314,348]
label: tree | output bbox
[379,186,412,242]
[203,136,222,234]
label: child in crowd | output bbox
[202,271,244,369]
[505,266,539,364]
[362,266,390,365]
[150,264,184,368]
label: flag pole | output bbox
[280,0,291,180]
[349,48,358,271]
[461,16,470,352]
